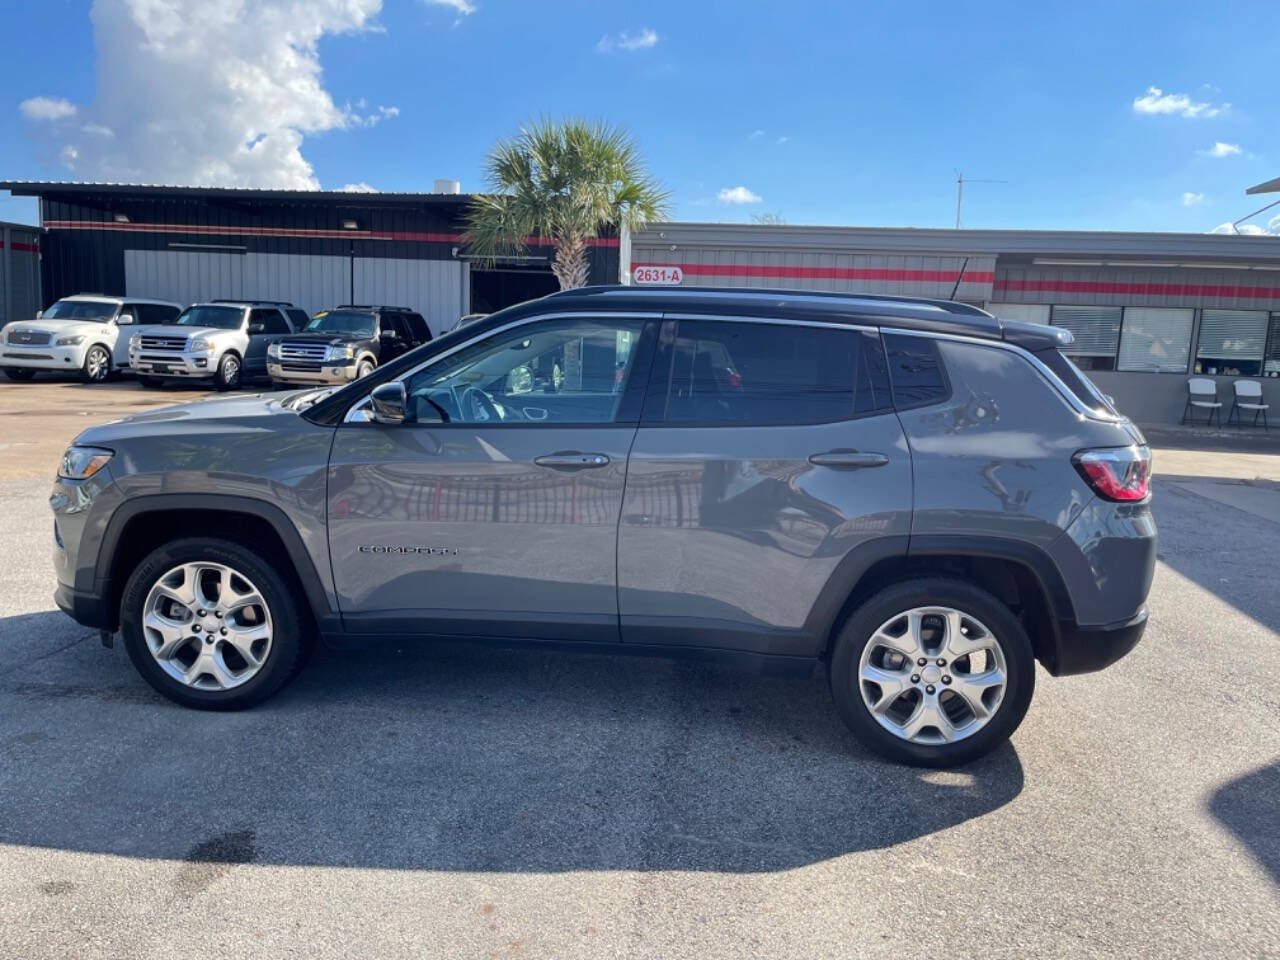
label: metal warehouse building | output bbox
[0,181,619,337]
[0,220,41,329]
[630,222,1280,424]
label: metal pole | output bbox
[955,174,964,229]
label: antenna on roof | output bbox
[954,171,1007,229]
[949,256,970,301]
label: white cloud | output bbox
[1210,217,1280,235]
[341,182,378,192]
[1202,141,1241,158]
[777,135,789,144]
[60,145,80,169]
[597,28,658,53]
[350,103,400,127]
[20,96,77,121]
[748,129,765,140]
[1181,192,1206,206]
[1132,86,1227,119]
[24,0,385,189]
[717,186,762,205]
[424,0,475,13]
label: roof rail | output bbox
[544,284,992,317]
[211,298,294,307]
[336,304,414,312]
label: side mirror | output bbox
[116,313,134,325]
[35,310,43,319]
[369,382,407,424]
[248,322,265,334]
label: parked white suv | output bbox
[129,300,304,390]
[1,294,182,383]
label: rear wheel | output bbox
[2,367,36,381]
[829,578,1035,767]
[81,345,111,383]
[214,352,241,391]
[119,537,308,710]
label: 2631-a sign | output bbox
[632,265,683,285]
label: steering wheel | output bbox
[461,386,504,423]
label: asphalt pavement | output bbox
[0,379,1276,959]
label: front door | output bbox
[618,317,913,656]
[327,313,658,640]
[245,307,290,378]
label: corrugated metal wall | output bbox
[0,222,41,328]
[354,258,466,335]
[992,263,1280,311]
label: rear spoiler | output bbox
[997,316,1074,350]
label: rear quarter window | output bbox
[883,333,950,409]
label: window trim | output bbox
[342,310,662,427]
[638,314,891,429]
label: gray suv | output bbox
[50,287,1155,766]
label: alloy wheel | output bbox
[141,561,274,691]
[85,346,110,382]
[221,355,240,387]
[857,606,1008,745]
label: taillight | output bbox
[1073,446,1151,502]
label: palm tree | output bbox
[465,119,669,290]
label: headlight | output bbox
[129,334,142,350]
[58,445,113,481]
[189,338,213,353]
[55,334,85,346]
[267,342,281,357]
[326,344,355,362]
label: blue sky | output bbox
[2,0,1278,234]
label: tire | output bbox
[119,537,309,710]
[356,357,376,379]
[81,344,112,383]
[137,375,164,388]
[214,352,242,391]
[2,367,36,381]
[829,578,1035,767]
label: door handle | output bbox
[808,451,890,469]
[534,452,611,469]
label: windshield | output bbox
[304,310,376,337]
[174,305,244,330]
[42,300,117,323]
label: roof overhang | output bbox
[1246,176,1280,195]
[0,180,475,206]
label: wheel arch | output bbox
[96,495,335,633]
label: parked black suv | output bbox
[267,305,432,387]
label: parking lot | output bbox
[0,376,1277,960]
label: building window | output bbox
[1267,314,1280,378]
[1116,307,1194,373]
[1195,309,1269,377]
[1050,305,1121,370]
[987,303,1049,325]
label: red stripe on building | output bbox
[634,262,994,284]
[994,277,1280,301]
[0,240,39,253]
[43,220,619,247]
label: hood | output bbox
[281,332,367,346]
[73,391,311,446]
[130,324,228,342]
[6,318,113,339]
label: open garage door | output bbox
[354,257,467,337]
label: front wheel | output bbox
[356,357,376,379]
[2,367,36,381]
[119,538,309,710]
[829,578,1035,767]
[214,353,241,391]
[81,345,112,383]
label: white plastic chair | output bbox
[1182,378,1222,426]
[1228,379,1269,430]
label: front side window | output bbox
[175,305,244,330]
[306,310,376,338]
[1194,309,1269,377]
[42,299,118,323]
[403,316,644,424]
[1116,307,1193,373]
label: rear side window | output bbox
[883,333,950,408]
[403,312,432,343]
[1035,347,1117,417]
[657,320,888,425]
[286,308,309,331]
[140,304,180,324]
[252,308,290,335]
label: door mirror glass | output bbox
[248,322,265,334]
[116,311,134,325]
[370,382,407,424]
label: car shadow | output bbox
[1207,760,1280,886]
[0,611,1025,874]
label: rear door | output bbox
[618,316,913,656]
[327,312,659,640]
[245,307,290,377]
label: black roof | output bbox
[0,180,469,207]
[536,284,1010,340]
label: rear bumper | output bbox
[1049,607,1147,676]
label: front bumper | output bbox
[1,343,88,370]
[129,350,214,378]
[267,358,359,385]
